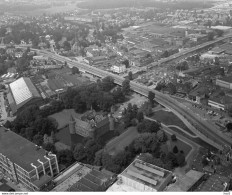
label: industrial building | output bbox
[166,170,205,191]
[7,77,42,114]
[216,77,232,89]
[0,127,59,191]
[107,159,173,192]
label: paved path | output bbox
[167,125,198,138]
[146,117,200,172]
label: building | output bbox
[0,127,59,191]
[7,77,42,114]
[196,174,230,191]
[69,110,115,138]
[188,86,209,103]
[216,77,232,89]
[0,178,17,192]
[166,170,205,191]
[107,159,173,192]
[208,95,232,110]
[87,56,109,66]
[68,168,116,192]
[111,64,126,74]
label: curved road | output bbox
[33,41,232,150]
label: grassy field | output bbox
[151,110,195,136]
[105,127,139,155]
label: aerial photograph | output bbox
[0,0,232,193]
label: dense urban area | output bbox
[1,0,232,192]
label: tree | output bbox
[171,134,177,142]
[177,152,186,167]
[139,101,153,116]
[112,87,125,103]
[214,57,220,65]
[57,149,74,167]
[202,157,209,167]
[148,91,155,107]
[166,82,177,95]
[128,71,133,80]
[207,31,214,41]
[73,143,86,162]
[43,143,56,153]
[100,76,115,92]
[173,145,179,154]
[122,59,129,68]
[226,123,232,131]
[137,111,144,122]
[122,79,130,95]
[133,133,159,154]
[72,67,80,74]
[4,120,12,129]
[33,134,43,146]
[73,94,86,113]
[157,130,167,143]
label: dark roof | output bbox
[69,169,113,192]
[217,76,232,83]
[209,95,232,105]
[0,127,54,172]
[197,174,229,191]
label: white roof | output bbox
[211,26,232,30]
[9,77,41,107]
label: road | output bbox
[10,34,232,149]
[37,50,232,150]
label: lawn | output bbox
[169,126,218,152]
[151,110,195,136]
[56,126,84,147]
[49,109,82,129]
[105,127,139,155]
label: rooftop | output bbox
[120,159,172,191]
[0,127,53,172]
[9,77,41,109]
[217,76,232,83]
[69,168,115,192]
[196,174,229,191]
[209,95,232,105]
[166,170,204,191]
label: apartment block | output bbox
[0,127,59,191]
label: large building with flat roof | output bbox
[0,127,59,191]
[166,170,205,191]
[8,77,42,114]
[216,76,232,89]
[107,159,173,192]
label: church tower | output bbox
[69,115,76,134]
